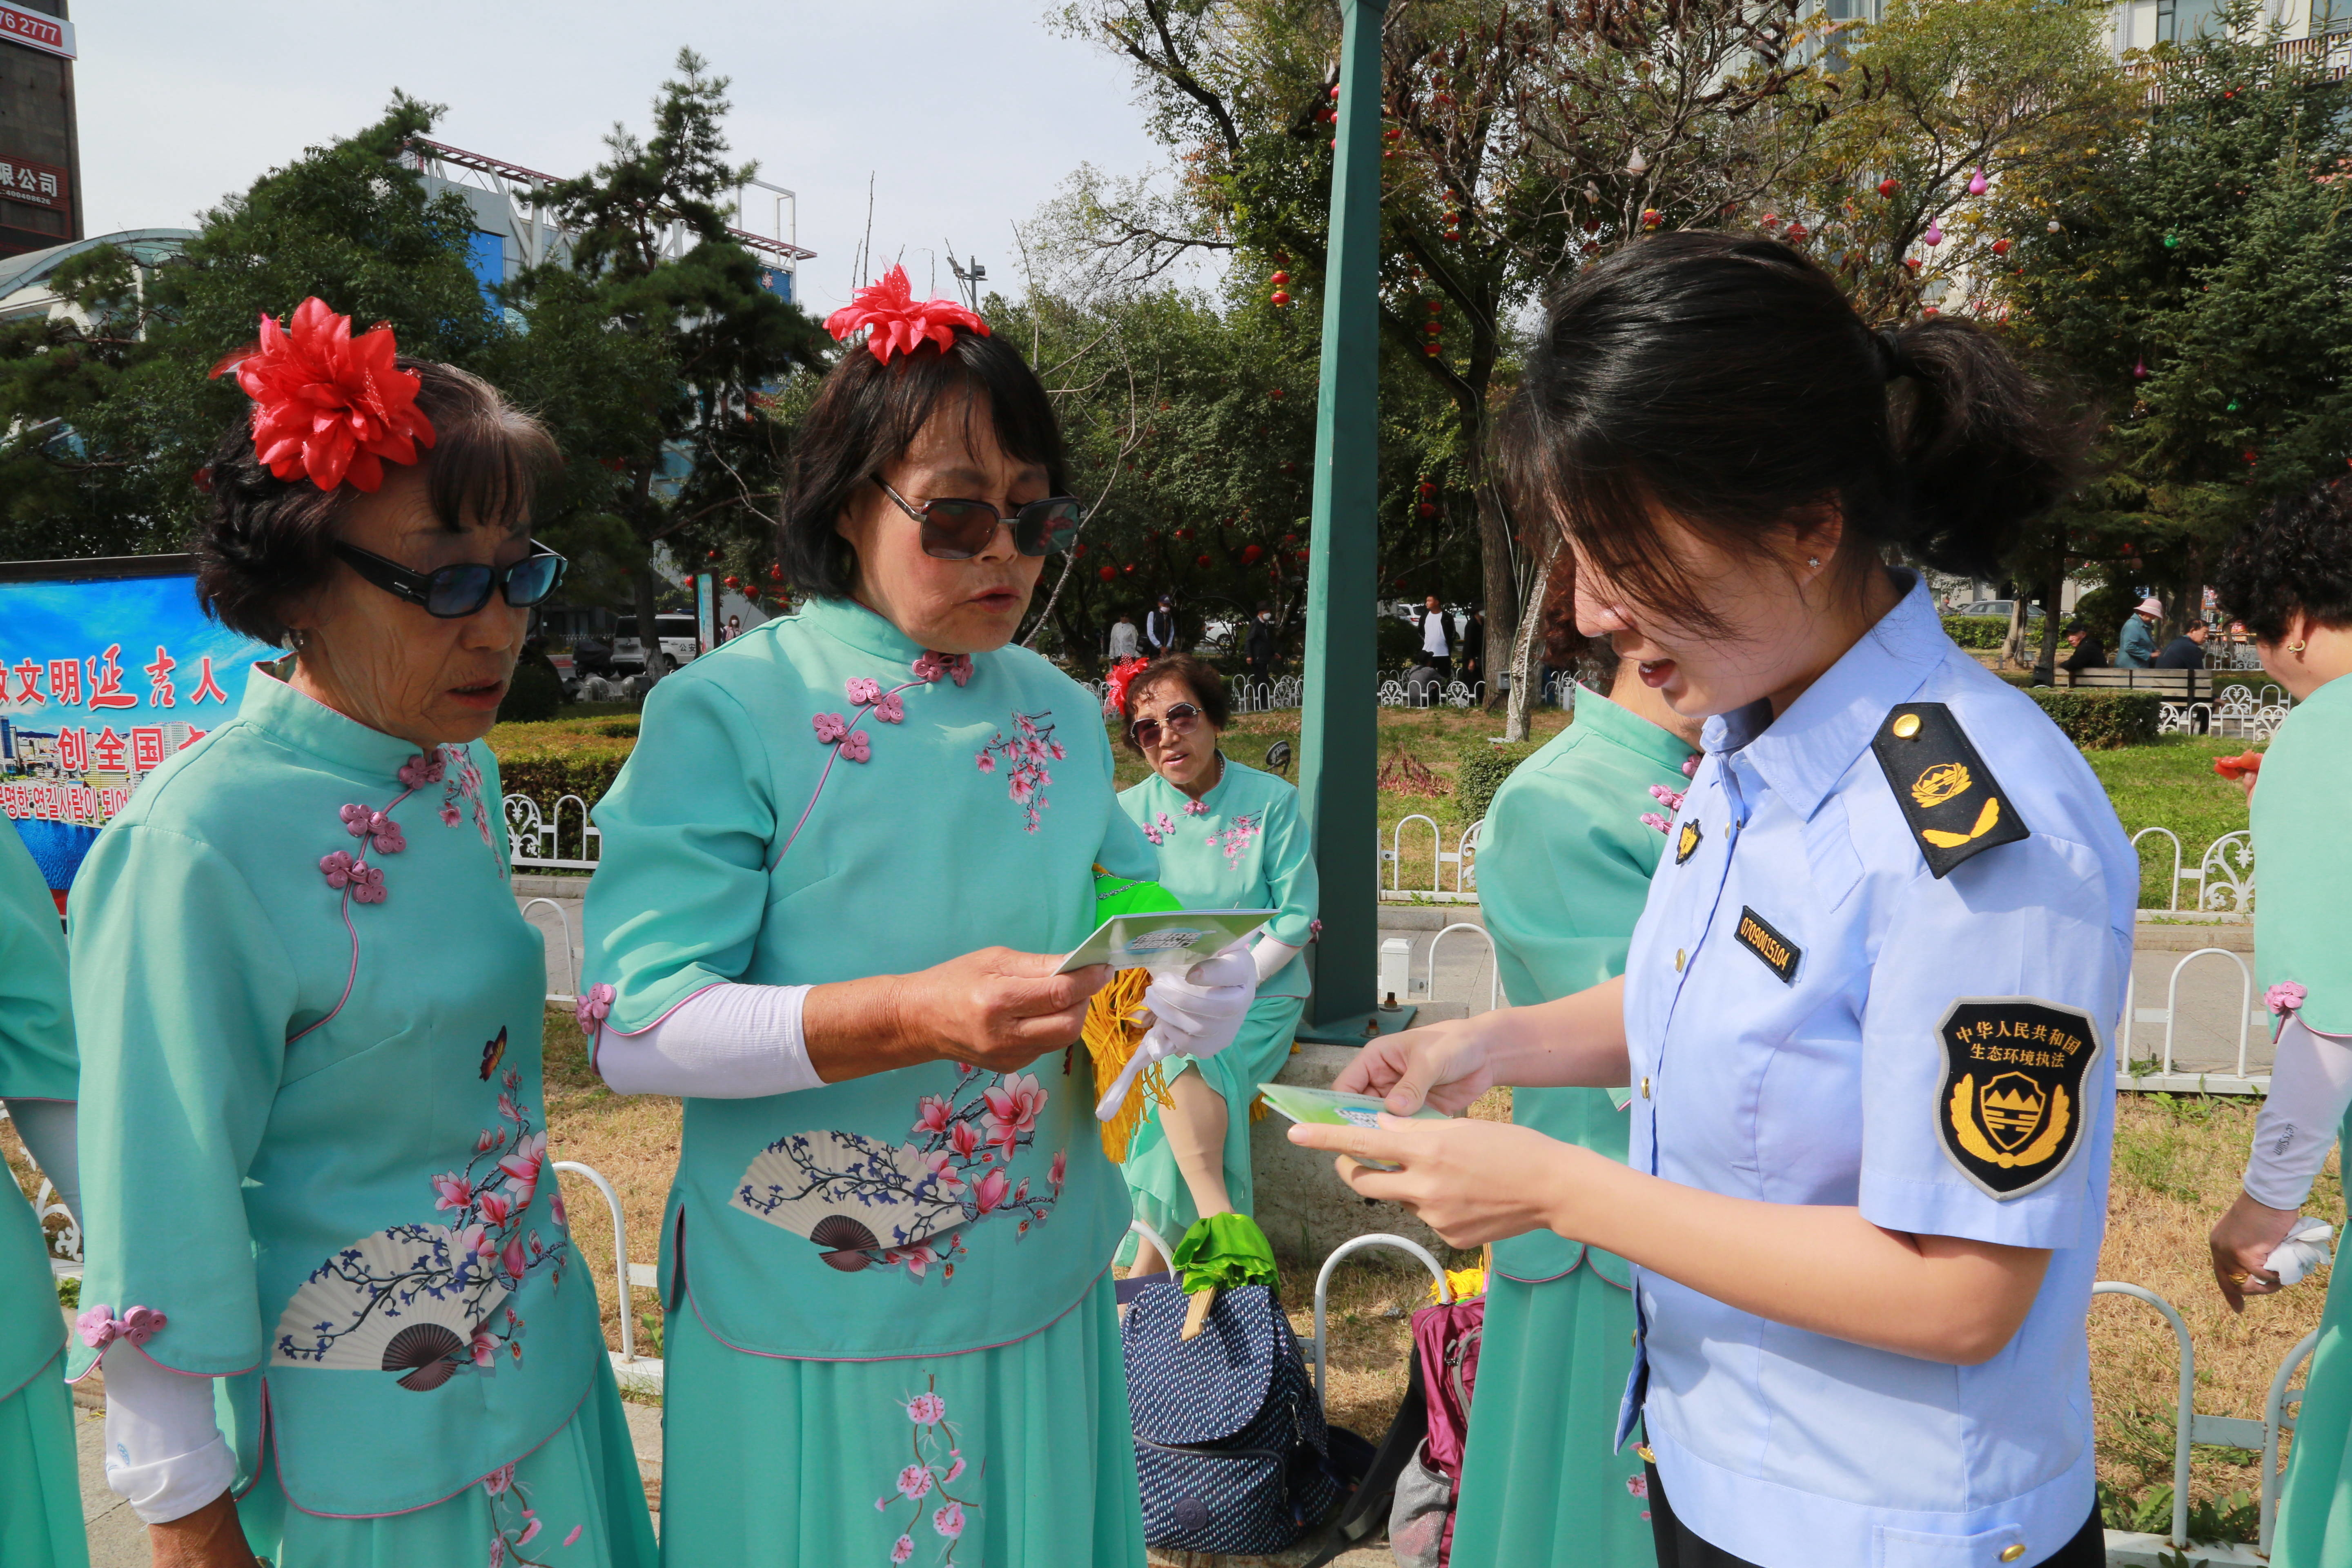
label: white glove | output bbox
[1141,942,1258,1065]
[2266,1216,2335,1287]
[1095,942,1258,1122]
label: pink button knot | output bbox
[846,677,883,706]
[1681,752,1702,779]
[576,983,615,1033]
[840,730,872,763]
[871,691,905,724]
[2267,981,2309,1017]
[77,1303,166,1349]
[813,712,849,744]
[348,864,388,904]
[1639,811,1672,834]
[399,751,447,788]
[1184,800,1208,816]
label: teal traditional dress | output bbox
[2255,671,2352,1568]
[67,669,654,1566]
[0,823,84,1568]
[1114,757,1317,1252]
[581,595,1161,1568]
[1449,688,1694,1568]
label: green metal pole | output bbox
[1297,0,1407,1042]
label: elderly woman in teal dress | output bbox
[2203,481,2352,1567]
[1109,654,1317,1275]
[579,270,1254,1566]
[1447,627,1699,1568]
[66,305,653,1568]
[0,822,84,1568]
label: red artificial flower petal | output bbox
[824,265,990,363]
[211,297,435,493]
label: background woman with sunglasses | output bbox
[1111,654,1318,1279]
[580,270,1254,1568]
[65,304,653,1568]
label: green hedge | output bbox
[1942,615,2009,649]
[498,664,565,723]
[1454,737,1540,821]
[486,717,637,808]
[2027,689,2161,750]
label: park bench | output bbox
[2049,666,2218,700]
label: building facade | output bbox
[0,0,77,261]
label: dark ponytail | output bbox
[1498,232,2084,633]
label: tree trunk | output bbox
[2031,542,2066,684]
[1503,545,1556,743]
[631,565,663,686]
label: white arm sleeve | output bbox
[2244,1017,2352,1210]
[596,982,821,1098]
[1251,938,1303,990]
[2,1097,78,1222]
[101,1348,235,1524]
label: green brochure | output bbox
[1056,907,1273,975]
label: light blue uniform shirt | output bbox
[1621,576,2135,1568]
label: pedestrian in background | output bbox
[1109,608,1140,662]
[2118,596,2161,667]
[1419,593,1453,680]
[1145,594,1178,657]
[2154,619,2209,669]
[1461,605,1487,685]
[1245,604,1277,684]
[2060,621,2105,675]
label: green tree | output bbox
[0,94,501,560]
[1991,0,2352,660]
[498,49,831,659]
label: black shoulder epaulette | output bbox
[1869,702,2030,878]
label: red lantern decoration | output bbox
[1991,238,2012,256]
[1243,543,1265,564]
[1784,222,1809,244]
[1417,481,1437,497]
[1424,343,1442,356]
[1098,565,1118,582]
[1196,552,1212,567]
[723,575,740,588]
[1295,550,1310,562]
[1640,209,1663,230]
[1418,503,1437,517]
[1269,388,1285,399]
[1271,290,1292,307]
[768,565,782,581]
[1877,178,1900,197]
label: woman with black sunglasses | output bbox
[579,267,1255,1567]
[63,302,652,1568]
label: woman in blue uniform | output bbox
[1293,233,2134,1568]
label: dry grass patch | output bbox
[540,1005,683,1360]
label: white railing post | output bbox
[2261,1330,2322,1556]
[2092,1281,2194,1550]
[552,1160,637,1363]
[1419,921,1500,1013]
[1312,1234,1452,1405]
[519,897,581,1006]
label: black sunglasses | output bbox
[877,479,1083,560]
[333,539,569,619]
[1129,702,1205,750]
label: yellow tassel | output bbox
[1083,968,1169,1163]
[1249,1093,1271,1123]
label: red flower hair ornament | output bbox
[824,265,989,363]
[210,297,436,493]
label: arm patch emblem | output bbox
[1935,997,2099,1199]
[1870,703,2029,878]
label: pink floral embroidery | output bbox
[982,1073,1046,1151]
[973,750,996,774]
[848,677,884,706]
[76,1303,167,1350]
[1209,812,1262,868]
[1049,1149,1067,1192]
[878,1378,976,1563]
[482,1456,576,1567]
[1627,1472,1649,1499]
[2268,981,2309,1016]
[914,1096,954,1137]
[276,1069,570,1383]
[813,712,850,744]
[840,730,873,764]
[440,803,462,828]
[971,1167,1011,1215]
[975,711,1062,833]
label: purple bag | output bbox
[1388,1296,1484,1567]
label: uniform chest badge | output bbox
[1732,906,1800,984]
[1935,998,2099,1199]
[1675,819,1702,865]
[1870,703,2030,878]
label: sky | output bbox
[69,0,1174,317]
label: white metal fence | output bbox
[2131,826,2255,916]
[2159,681,2290,740]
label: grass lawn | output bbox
[2080,735,2258,913]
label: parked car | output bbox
[612,615,700,675]
[1953,599,2045,621]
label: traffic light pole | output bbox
[1296,0,1411,1043]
